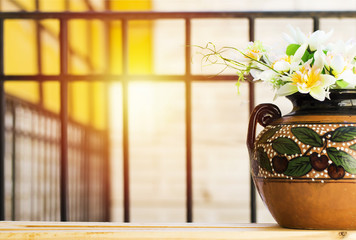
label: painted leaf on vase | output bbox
[330,126,356,142]
[291,127,323,147]
[327,147,356,174]
[283,156,312,177]
[258,126,282,144]
[350,143,356,151]
[272,137,301,155]
[256,147,272,172]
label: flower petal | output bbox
[310,86,326,101]
[292,43,308,63]
[259,70,278,82]
[320,74,336,87]
[313,49,325,69]
[250,69,261,80]
[331,55,346,74]
[338,70,356,87]
[273,61,290,72]
[276,83,298,97]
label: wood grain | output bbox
[0,222,352,240]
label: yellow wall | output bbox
[111,0,153,74]
[4,19,39,103]
[2,0,152,130]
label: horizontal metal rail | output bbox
[1,11,356,19]
[0,74,239,82]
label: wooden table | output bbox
[0,221,352,239]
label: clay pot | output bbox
[247,89,356,229]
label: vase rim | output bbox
[287,89,356,101]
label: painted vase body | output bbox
[247,90,356,229]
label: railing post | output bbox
[59,18,68,222]
[248,17,257,224]
[0,18,5,221]
[185,18,193,223]
[121,19,130,223]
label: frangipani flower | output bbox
[272,43,308,72]
[200,26,356,101]
[244,40,266,61]
[284,26,333,51]
[324,51,356,88]
[277,59,336,101]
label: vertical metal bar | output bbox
[0,18,5,221]
[248,17,257,224]
[59,18,68,222]
[35,0,43,108]
[83,130,89,221]
[103,0,112,221]
[185,18,193,223]
[122,19,130,223]
[11,103,15,220]
[313,17,320,31]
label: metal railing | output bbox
[1,4,356,223]
[4,94,108,221]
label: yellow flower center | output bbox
[272,55,291,68]
[290,64,322,90]
[246,49,262,60]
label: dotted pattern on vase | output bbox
[254,123,356,181]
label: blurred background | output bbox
[2,0,356,224]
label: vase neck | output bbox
[286,90,356,116]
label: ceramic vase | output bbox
[247,89,356,229]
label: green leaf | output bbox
[283,156,311,177]
[286,44,301,56]
[301,50,313,63]
[336,79,349,88]
[272,137,301,155]
[258,127,282,144]
[350,143,356,151]
[330,126,356,142]
[327,147,356,174]
[291,127,323,147]
[256,148,272,172]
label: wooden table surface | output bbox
[0,221,353,240]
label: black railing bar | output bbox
[313,16,320,31]
[104,0,112,221]
[82,130,89,221]
[122,19,130,223]
[59,18,69,222]
[0,74,241,81]
[35,0,44,108]
[185,18,193,223]
[29,106,36,221]
[34,0,39,11]
[1,10,356,19]
[0,18,5,221]
[10,101,16,220]
[248,17,257,224]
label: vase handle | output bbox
[247,104,282,157]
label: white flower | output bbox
[276,61,336,101]
[327,40,356,61]
[283,26,307,45]
[324,51,356,88]
[244,40,267,61]
[284,26,333,51]
[271,43,308,73]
